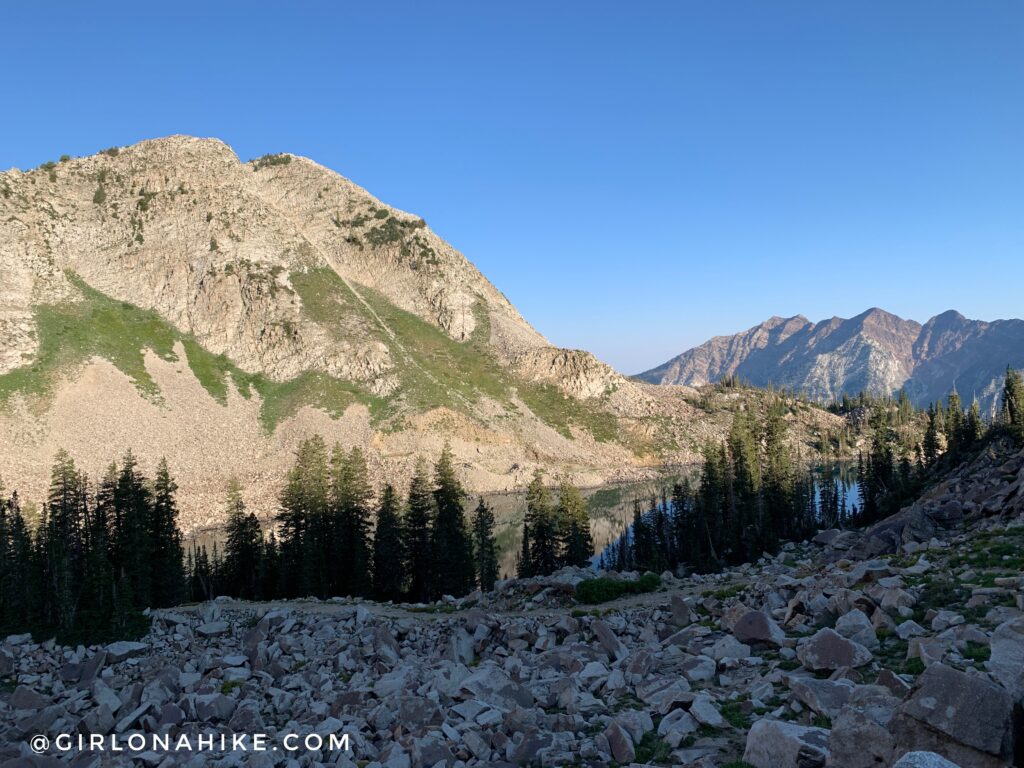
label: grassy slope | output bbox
[0,268,625,444]
[0,272,386,431]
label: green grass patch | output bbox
[0,273,180,403]
[903,657,926,676]
[707,583,746,600]
[575,573,661,604]
[518,381,620,442]
[220,680,244,695]
[963,641,991,664]
[720,700,752,729]
[0,271,383,433]
[634,731,672,764]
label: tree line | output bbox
[195,437,502,605]
[599,398,835,574]
[515,471,595,578]
[0,451,184,644]
[601,368,1024,576]
[0,438,509,644]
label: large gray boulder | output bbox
[892,663,1017,768]
[834,608,878,650]
[892,752,962,768]
[733,610,787,647]
[987,616,1024,701]
[797,627,873,672]
[787,676,854,719]
[742,719,830,768]
[104,640,149,663]
[826,684,900,768]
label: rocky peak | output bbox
[641,308,1023,409]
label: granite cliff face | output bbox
[640,308,1024,409]
[0,136,729,527]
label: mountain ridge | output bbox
[639,308,1024,409]
[5,136,818,529]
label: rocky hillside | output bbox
[3,136,783,528]
[3,440,1024,767]
[640,308,1024,411]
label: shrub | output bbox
[93,186,106,205]
[210,237,218,252]
[575,573,661,604]
[251,153,292,170]
[102,147,120,157]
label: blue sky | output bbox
[2,2,1022,373]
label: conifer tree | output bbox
[923,404,940,467]
[223,477,262,599]
[0,490,35,636]
[260,529,280,600]
[150,459,186,607]
[557,480,593,568]
[331,446,374,598]
[471,498,499,591]
[1002,366,1024,437]
[523,470,558,576]
[276,436,329,597]
[113,450,153,609]
[965,399,983,446]
[630,498,656,571]
[431,444,475,598]
[516,520,532,578]
[946,391,964,457]
[372,484,405,602]
[403,459,435,602]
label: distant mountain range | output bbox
[638,308,1024,410]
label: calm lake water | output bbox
[187,475,692,581]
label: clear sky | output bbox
[3,2,1022,374]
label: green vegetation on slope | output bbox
[291,267,622,442]
[517,381,619,442]
[0,272,384,432]
[1,267,624,444]
[0,273,180,402]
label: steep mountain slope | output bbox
[1,136,746,528]
[640,308,1024,409]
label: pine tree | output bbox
[431,444,475,598]
[922,404,940,467]
[557,480,593,568]
[0,491,35,636]
[471,498,499,591]
[524,470,558,576]
[630,498,655,571]
[150,459,186,607]
[113,450,153,609]
[331,446,374,598]
[946,391,964,458]
[1002,366,1024,437]
[40,451,85,635]
[965,399,983,446]
[516,520,532,578]
[276,436,329,597]
[761,401,794,547]
[727,409,760,562]
[403,459,435,603]
[223,477,262,599]
[260,530,279,600]
[372,484,405,602]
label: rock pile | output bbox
[4,447,1024,766]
